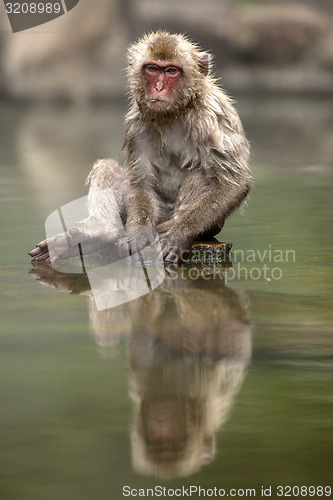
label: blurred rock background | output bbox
[1,0,333,100]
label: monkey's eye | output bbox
[165,66,178,74]
[147,65,159,72]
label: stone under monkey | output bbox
[29,31,252,263]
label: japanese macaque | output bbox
[29,31,251,263]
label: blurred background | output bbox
[1,1,333,499]
[1,0,333,99]
[0,0,333,100]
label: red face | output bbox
[143,60,183,111]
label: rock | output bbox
[188,241,232,264]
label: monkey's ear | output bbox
[198,52,211,76]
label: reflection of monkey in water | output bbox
[31,264,251,479]
[29,31,251,263]
[128,273,251,479]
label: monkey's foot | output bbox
[28,232,74,263]
[28,227,118,263]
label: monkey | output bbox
[29,31,251,263]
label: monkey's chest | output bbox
[154,153,187,206]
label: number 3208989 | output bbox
[5,3,62,14]
[277,485,331,497]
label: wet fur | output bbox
[30,31,251,263]
[121,32,251,258]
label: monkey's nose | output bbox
[155,82,164,92]
[155,75,165,92]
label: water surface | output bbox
[0,97,332,499]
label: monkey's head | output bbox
[127,31,212,117]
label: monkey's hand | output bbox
[156,222,190,262]
[117,225,159,259]
[159,230,192,263]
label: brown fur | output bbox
[121,31,251,260]
[29,31,251,263]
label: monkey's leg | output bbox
[29,159,129,261]
[84,158,128,233]
[195,220,225,242]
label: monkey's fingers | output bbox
[29,246,51,261]
[29,235,70,262]
[161,241,180,263]
[28,239,50,257]
[31,250,51,262]
[164,250,181,264]
[161,235,190,263]
[117,229,158,260]
[28,247,44,257]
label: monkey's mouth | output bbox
[148,97,167,102]
[147,97,169,107]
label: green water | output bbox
[0,98,332,499]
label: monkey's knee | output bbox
[198,220,225,241]
[86,159,126,189]
[86,159,129,225]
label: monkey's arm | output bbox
[122,128,162,227]
[157,119,251,261]
[116,180,161,256]
[157,166,251,262]
[125,184,160,227]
